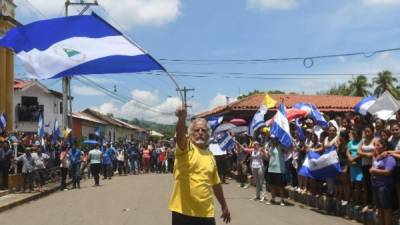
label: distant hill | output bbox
[129,118,175,139]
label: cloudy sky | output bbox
[13,0,400,124]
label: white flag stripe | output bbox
[19,36,144,79]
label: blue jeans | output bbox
[70,163,81,187]
[130,159,139,173]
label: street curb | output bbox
[285,187,400,225]
[0,181,72,213]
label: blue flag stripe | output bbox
[51,54,163,79]
[0,14,120,53]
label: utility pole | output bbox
[63,0,98,132]
[176,87,194,111]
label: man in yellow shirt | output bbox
[169,108,231,225]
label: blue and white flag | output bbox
[270,103,292,148]
[38,113,45,138]
[0,112,6,130]
[354,96,376,116]
[215,131,235,152]
[295,119,305,141]
[293,103,328,127]
[249,105,267,137]
[299,146,341,180]
[208,116,223,131]
[52,119,60,143]
[45,121,51,128]
[94,127,100,137]
[0,14,164,80]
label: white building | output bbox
[13,79,65,133]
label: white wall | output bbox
[14,84,64,133]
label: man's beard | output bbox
[194,139,205,145]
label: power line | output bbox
[158,47,400,68]
[22,0,48,19]
[76,76,175,115]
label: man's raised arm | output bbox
[176,108,188,151]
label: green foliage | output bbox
[130,119,175,139]
[373,70,400,98]
[237,90,287,100]
[347,75,372,96]
[319,70,400,99]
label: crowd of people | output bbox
[2,111,400,225]
[0,132,176,192]
[212,112,400,225]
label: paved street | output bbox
[0,174,356,225]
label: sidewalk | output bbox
[0,180,71,213]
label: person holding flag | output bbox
[0,112,7,132]
[249,93,277,137]
[169,107,231,225]
[37,113,45,146]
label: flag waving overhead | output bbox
[0,112,6,130]
[354,96,376,116]
[0,14,164,80]
[38,113,45,138]
[249,94,277,136]
[270,103,292,148]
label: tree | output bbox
[237,90,286,100]
[318,83,351,96]
[347,75,371,97]
[373,70,399,98]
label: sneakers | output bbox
[341,200,348,206]
[250,196,260,201]
[243,184,250,189]
[266,199,277,205]
[259,197,265,202]
[280,201,286,206]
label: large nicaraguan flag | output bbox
[299,146,341,180]
[270,103,292,148]
[354,96,376,116]
[0,13,164,79]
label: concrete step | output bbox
[0,190,8,198]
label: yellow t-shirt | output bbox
[168,141,221,218]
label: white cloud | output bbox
[247,0,298,10]
[208,93,236,109]
[100,0,181,28]
[131,89,159,104]
[16,0,181,28]
[93,89,182,124]
[73,85,105,96]
[363,0,400,6]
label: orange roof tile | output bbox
[13,79,33,89]
[196,94,362,118]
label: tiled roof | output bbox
[72,112,107,125]
[14,79,33,89]
[196,94,362,118]
[14,79,65,99]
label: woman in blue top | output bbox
[371,138,396,225]
[347,129,363,204]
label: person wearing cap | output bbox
[169,108,230,225]
[16,147,35,192]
